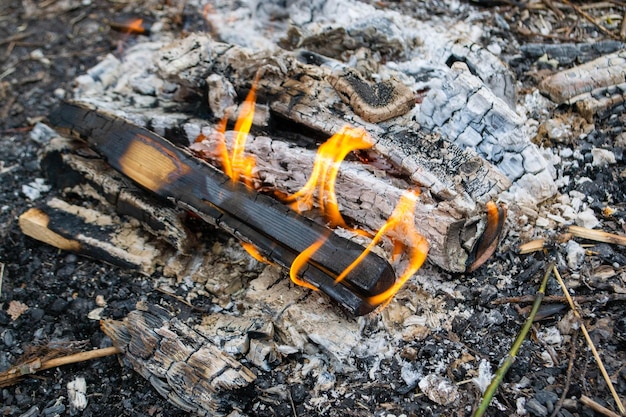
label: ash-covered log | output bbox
[101,306,256,416]
[64,33,518,272]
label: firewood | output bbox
[539,50,626,104]
[101,306,256,417]
[190,127,499,273]
[47,101,396,315]
[63,33,517,272]
[40,136,196,254]
[19,198,167,275]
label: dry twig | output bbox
[492,293,626,305]
[550,330,577,417]
[0,346,121,387]
[580,395,623,417]
[552,265,625,416]
[569,225,626,246]
[561,0,621,40]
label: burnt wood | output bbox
[47,101,396,315]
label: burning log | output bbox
[43,97,507,275]
[64,33,515,272]
[47,102,398,315]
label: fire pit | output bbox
[2,1,626,416]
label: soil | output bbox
[1,1,625,417]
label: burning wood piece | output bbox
[108,16,152,36]
[540,50,626,120]
[47,102,399,315]
[101,306,256,416]
[191,127,500,273]
[63,33,512,273]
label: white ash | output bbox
[575,208,600,229]
[516,397,528,416]
[67,377,87,414]
[591,148,617,167]
[565,240,586,271]
[536,326,563,347]
[418,62,556,204]
[29,122,58,145]
[21,178,51,201]
[400,360,421,387]
[418,373,459,406]
[471,359,493,394]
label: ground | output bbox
[1,1,625,417]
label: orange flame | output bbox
[212,80,259,189]
[241,242,273,265]
[125,18,146,35]
[284,125,373,229]
[289,236,327,291]
[206,80,429,310]
[365,190,429,307]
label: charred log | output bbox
[47,102,397,315]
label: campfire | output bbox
[7,0,626,416]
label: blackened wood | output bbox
[19,199,164,274]
[40,136,195,254]
[48,101,395,315]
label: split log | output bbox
[540,50,626,120]
[40,136,195,253]
[101,306,256,416]
[19,199,167,275]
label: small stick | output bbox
[580,395,622,417]
[0,262,4,297]
[473,263,552,417]
[561,0,621,40]
[552,266,625,416]
[492,293,626,305]
[519,239,546,254]
[568,225,626,247]
[550,330,577,417]
[543,0,565,19]
[0,346,121,387]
